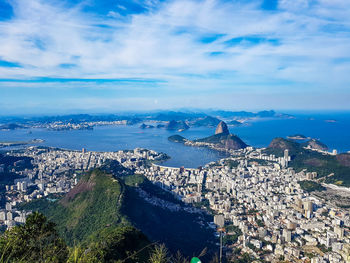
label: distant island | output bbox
[325,119,337,123]
[0,139,44,148]
[165,120,189,131]
[139,123,155,129]
[0,123,27,130]
[287,134,310,140]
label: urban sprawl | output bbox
[1,146,350,262]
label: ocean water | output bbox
[0,125,228,168]
[0,111,349,167]
[231,111,350,153]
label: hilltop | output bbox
[215,121,229,135]
[265,137,350,185]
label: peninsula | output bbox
[168,121,247,151]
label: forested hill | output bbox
[19,168,217,258]
[266,137,350,186]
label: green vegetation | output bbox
[121,174,217,257]
[266,138,350,186]
[224,160,240,169]
[0,212,68,263]
[17,171,216,259]
[19,169,128,246]
[223,225,242,246]
[298,180,326,192]
[0,212,163,263]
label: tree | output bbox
[0,212,68,262]
[149,244,168,263]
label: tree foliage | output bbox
[0,212,68,263]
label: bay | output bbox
[0,111,350,168]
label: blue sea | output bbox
[0,111,349,168]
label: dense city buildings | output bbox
[1,145,350,262]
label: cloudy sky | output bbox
[0,0,350,114]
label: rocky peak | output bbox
[215,121,229,135]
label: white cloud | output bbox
[0,0,349,97]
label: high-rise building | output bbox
[283,229,292,242]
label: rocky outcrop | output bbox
[139,123,155,129]
[303,139,328,151]
[165,120,189,130]
[215,121,229,135]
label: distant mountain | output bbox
[165,120,189,130]
[255,110,276,118]
[226,120,242,126]
[190,116,221,127]
[0,123,26,130]
[154,111,205,121]
[208,110,277,118]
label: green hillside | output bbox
[19,169,217,259]
[20,169,129,245]
[121,174,217,258]
[266,138,350,185]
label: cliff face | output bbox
[224,134,247,150]
[215,121,229,135]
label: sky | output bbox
[0,0,350,114]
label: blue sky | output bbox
[0,0,350,114]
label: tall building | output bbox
[304,200,313,219]
[284,149,289,160]
[283,229,292,242]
